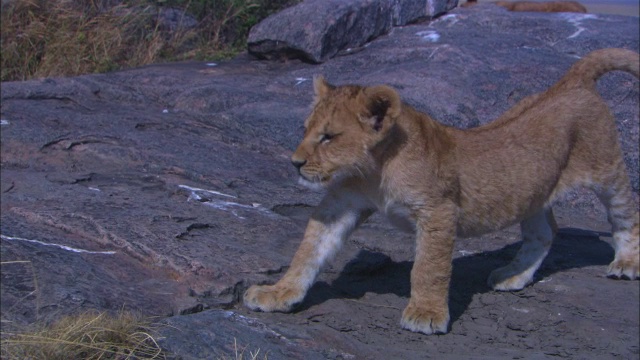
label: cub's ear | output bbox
[361,85,401,132]
[313,75,333,100]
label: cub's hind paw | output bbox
[400,302,450,335]
[487,266,533,291]
[607,257,639,280]
[243,284,304,312]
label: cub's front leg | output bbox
[244,189,372,312]
[401,203,456,335]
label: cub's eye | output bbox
[319,133,336,144]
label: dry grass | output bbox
[0,258,262,359]
[1,310,165,360]
[228,338,268,360]
[1,313,269,360]
[0,0,299,81]
[1,0,174,81]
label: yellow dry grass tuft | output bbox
[1,310,165,360]
[0,0,185,81]
[0,260,267,359]
[228,338,268,360]
[0,0,300,81]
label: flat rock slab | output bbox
[158,309,339,359]
[1,5,638,359]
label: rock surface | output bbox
[1,4,639,359]
[248,0,459,62]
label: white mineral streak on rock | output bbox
[416,30,440,42]
[179,184,274,219]
[560,13,598,39]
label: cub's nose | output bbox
[291,158,306,171]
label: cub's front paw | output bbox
[243,284,305,312]
[607,256,640,280]
[400,301,450,335]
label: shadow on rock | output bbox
[296,226,615,326]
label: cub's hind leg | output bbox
[593,165,640,280]
[488,208,557,291]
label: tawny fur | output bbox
[463,0,587,13]
[244,48,640,335]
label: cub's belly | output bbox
[380,202,511,237]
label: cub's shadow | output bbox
[299,227,614,325]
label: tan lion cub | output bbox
[494,1,587,13]
[244,48,640,335]
[462,0,588,13]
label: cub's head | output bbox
[291,76,402,189]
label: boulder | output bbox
[394,0,459,25]
[247,0,459,63]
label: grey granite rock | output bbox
[158,309,341,360]
[247,0,459,63]
[394,0,460,25]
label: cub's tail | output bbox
[562,48,639,89]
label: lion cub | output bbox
[494,0,587,12]
[463,0,588,13]
[244,48,639,335]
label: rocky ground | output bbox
[1,4,638,359]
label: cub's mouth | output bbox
[297,177,327,190]
[297,171,332,190]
